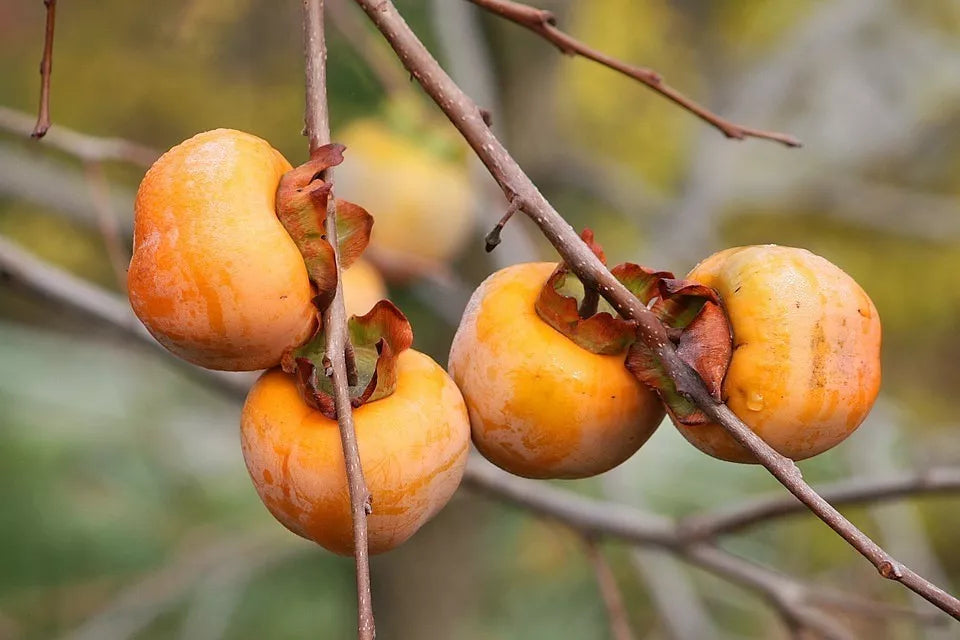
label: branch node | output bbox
[879,560,904,580]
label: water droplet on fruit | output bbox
[746,392,765,412]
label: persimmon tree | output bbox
[5,0,960,639]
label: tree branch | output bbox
[349,0,960,619]
[31,0,58,138]
[465,456,946,636]
[466,0,801,147]
[301,2,375,638]
[0,106,161,166]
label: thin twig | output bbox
[31,0,58,138]
[484,195,523,252]
[582,538,636,640]
[302,2,375,638]
[466,0,801,147]
[349,0,960,619]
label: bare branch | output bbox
[582,538,636,640]
[680,467,960,541]
[466,0,801,147]
[0,233,251,398]
[350,0,960,619]
[302,2,375,638]
[683,545,855,640]
[0,106,161,166]
[31,0,58,138]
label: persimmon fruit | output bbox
[448,262,665,479]
[675,245,882,463]
[128,129,314,371]
[334,119,474,270]
[241,349,470,555]
[128,129,387,371]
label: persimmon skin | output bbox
[448,263,665,479]
[341,258,388,317]
[334,120,473,266]
[677,245,882,463]
[241,349,470,555]
[128,129,315,371]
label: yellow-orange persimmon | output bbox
[241,349,470,555]
[448,263,664,479]
[128,129,313,371]
[676,245,882,463]
[334,119,474,268]
[128,130,389,371]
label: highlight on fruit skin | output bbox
[674,245,882,463]
[333,119,474,272]
[241,349,470,555]
[128,129,315,371]
[448,262,665,480]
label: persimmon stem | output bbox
[302,2,375,639]
[351,0,960,620]
[31,0,57,139]
[578,285,599,318]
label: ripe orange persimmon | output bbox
[128,129,315,371]
[128,130,389,371]
[448,262,665,479]
[334,119,474,269]
[676,245,882,463]
[241,349,470,555]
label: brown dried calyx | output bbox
[275,143,413,419]
[534,229,733,425]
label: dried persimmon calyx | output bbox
[618,266,732,425]
[281,300,414,419]
[275,143,373,312]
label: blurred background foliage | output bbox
[1,0,959,638]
